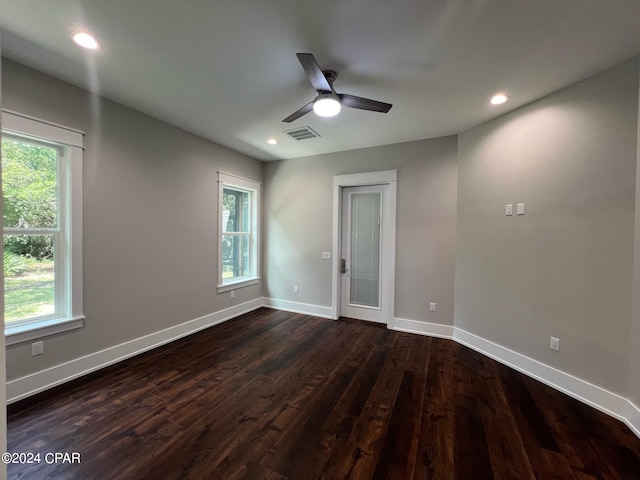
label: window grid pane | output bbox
[4,234,56,323]
[223,188,250,234]
[222,234,250,281]
[2,137,59,229]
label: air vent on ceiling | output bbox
[284,126,320,141]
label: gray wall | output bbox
[630,62,640,409]
[456,59,639,396]
[2,59,263,380]
[263,136,458,325]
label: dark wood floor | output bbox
[7,308,640,479]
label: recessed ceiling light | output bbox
[490,93,509,105]
[267,138,278,145]
[72,32,101,50]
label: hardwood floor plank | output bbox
[145,374,279,480]
[210,317,369,479]
[524,375,625,479]
[414,338,456,480]
[453,393,495,480]
[283,342,389,479]
[319,334,411,479]
[264,320,369,476]
[165,314,328,428]
[7,308,640,480]
[534,447,579,480]
[271,363,357,478]
[472,352,536,480]
[371,369,425,479]
[497,362,561,452]
[376,335,431,479]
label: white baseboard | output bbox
[626,400,640,438]
[7,298,263,404]
[261,297,333,319]
[392,317,454,339]
[453,327,630,424]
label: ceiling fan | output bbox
[283,53,393,123]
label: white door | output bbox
[340,185,389,323]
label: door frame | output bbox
[331,170,397,327]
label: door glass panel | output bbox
[350,192,381,307]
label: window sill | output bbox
[5,316,85,346]
[217,277,261,293]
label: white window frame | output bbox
[2,110,85,345]
[217,172,261,292]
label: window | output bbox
[217,172,260,291]
[2,110,84,344]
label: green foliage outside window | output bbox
[2,137,58,322]
[2,137,57,259]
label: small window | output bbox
[217,172,260,291]
[2,110,84,344]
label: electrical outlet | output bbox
[429,302,437,312]
[293,285,299,294]
[32,341,44,356]
[550,336,560,351]
[230,290,235,299]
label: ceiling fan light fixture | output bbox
[490,93,509,105]
[72,32,101,50]
[313,96,341,117]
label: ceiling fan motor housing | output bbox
[323,70,338,87]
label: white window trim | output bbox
[2,110,85,345]
[217,172,261,293]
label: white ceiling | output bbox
[1,0,640,161]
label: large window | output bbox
[217,172,260,291]
[2,110,84,344]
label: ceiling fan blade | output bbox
[282,101,314,123]
[338,94,392,113]
[297,53,332,93]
